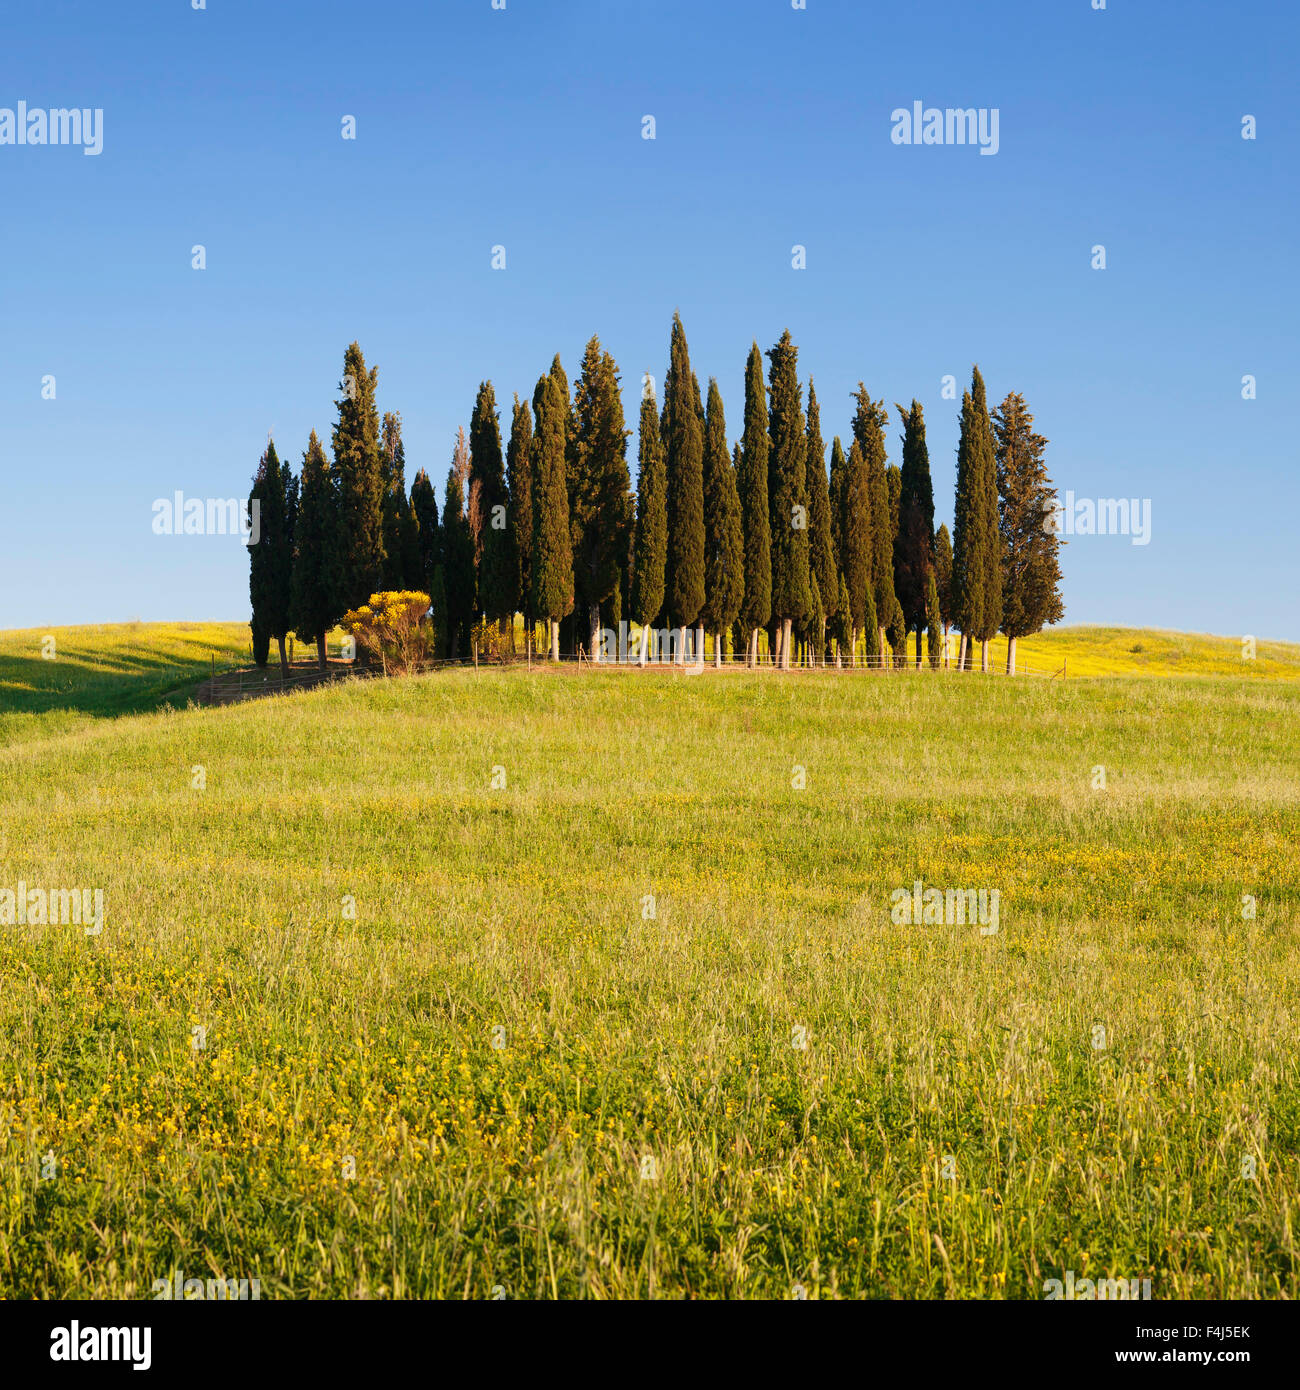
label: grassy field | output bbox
[0,625,1298,1298]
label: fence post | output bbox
[473,639,478,670]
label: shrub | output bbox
[341,591,432,674]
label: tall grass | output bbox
[0,648,1297,1297]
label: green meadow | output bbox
[0,624,1297,1298]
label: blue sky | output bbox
[2,0,1296,636]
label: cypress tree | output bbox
[660,314,706,661]
[837,437,872,666]
[954,368,1003,670]
[333,342,385,609]
[530,373,574,660]
[951,388,984,670]
[893,400,935,667]
[806,379,837,652]
[852,385,895,659]
[380,412,421,590]
[630,381,667,665]
[289,430,346,670]
[700,381,744,665]
[828,419,846,569]
[933,523,954,665]
[470,381,512,632]
[736,342,772,665]
[766,330,810,670]
[925,567,942,670]
[994,391,1064,673]
[443,429,476,659]
[971,367,1003,669]
[571,339,632,660]
[506,394,532,643]
[410,467,447,656]
[248,440,294,676]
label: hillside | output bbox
[0,633,1297,1297]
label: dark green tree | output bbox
[289,430,346,670]
[333,342,385,609]
[893,400,935,667]
[766,330,810,669]
[837,437,872,665]
[409,467,447,656]
[852,385,895,659]
[953,368,1002,669]
[530,373,574,660]
[972,367,1004,667]
[933,523,954,664]
[700,381,744,665]
[571,339,632,660]
[380,412,422,590]
[630,382,667,665]
[994,391,1064,672]
[805,379,837,653]
[443,429,476,659]
[506,394,532,644]
[661,314,706,661]
[470,382,513,633]
[736,342,772,665]
[248,439,295,676]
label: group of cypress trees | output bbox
[248,332,1063,675]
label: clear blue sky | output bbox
[2,0,1296,637]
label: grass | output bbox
[0,626,1297,1298]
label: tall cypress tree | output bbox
[290,430,346,670]
[852,385,895,658]
[333,342,385,609]
[470,381,512,632]
[736,342,772,665]
[766,331,810,669]
[571,339,632,659]
[410,467,447,654]
[700,381,744,665]
[951,389,984,669]
[530,373,574,660]
[249,440,295,675]
[630,382,667,665]
[838,437,872,666]
[805,379,837,652]
[443,429,476,658]
[506,394,532,642]
[971,367,1004,668]
[994,391,1064,672]
[661,314,706,660]
[380,412,421,590]
[894,400,935,667]
[933,523,954,665]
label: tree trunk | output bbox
[942,622,950,669]
[589,604,601,663]
[958,632,968,670]
[714,630,722,668]
[316,632,327,671]
[550,619,560,662]
[638,623,648,666]
[781,618,793,671]
[980,639,990,672]
[276,634,289,680]
[1007,635,1017,675]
